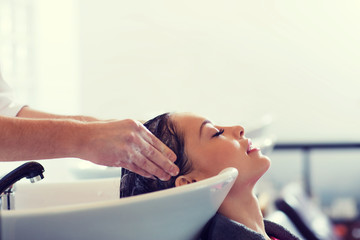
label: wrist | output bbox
[69,120,94,160]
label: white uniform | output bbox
[0,68,25,117]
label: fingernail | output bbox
[168,153,177,162]
[170,166,179,176]
[160,174,171,181]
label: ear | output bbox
[175,175,197,187]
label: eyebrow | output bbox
[199,120,212,138]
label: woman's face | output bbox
[171,113,271,189]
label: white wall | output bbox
[78,0,360,142]
[33,0,80,115]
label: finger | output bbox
[129,146,171,181]
[139,124,177,163]
[138,125,179,177]
[137,135,179,177]
[125,163,154,179]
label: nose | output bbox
[231,125,245,139]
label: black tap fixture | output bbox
[0,161,45,195]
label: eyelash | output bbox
[212,129,224,138]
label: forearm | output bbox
[16,106,98,122]
[0,115,87,162]
[0,114,178,179]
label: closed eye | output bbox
[212,129,224,138]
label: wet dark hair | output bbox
[120,113,193,198]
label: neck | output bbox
[218,185,270,239]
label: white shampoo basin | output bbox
[0,167,238,240]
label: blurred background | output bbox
[1,0,360,239]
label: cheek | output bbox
[193,141,244,176]
[211,140,245,163]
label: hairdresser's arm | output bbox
[1,107,178,180]
[17,106,98,122]
[0,115,88,162]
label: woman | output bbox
[120,112,299,240]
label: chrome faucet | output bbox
[0,162,45,210]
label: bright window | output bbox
[0,0,80,115]
[0,0,36,104]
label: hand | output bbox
[81,119,179,180]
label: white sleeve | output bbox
[0,69,26,117]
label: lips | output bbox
[247,139,259,154]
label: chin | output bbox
[254,156,271,182]
[259,152,271,168]
[264,156,271,171]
